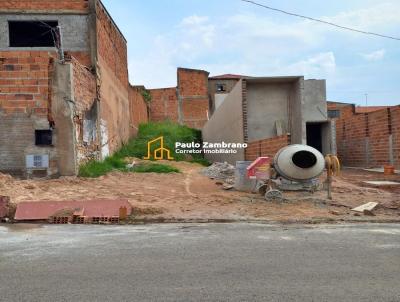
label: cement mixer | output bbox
[247,144,340,201]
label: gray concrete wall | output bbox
[246,82,293,142]
[0,113,54,176]
[289,78,304,144]
[321,121,333,155]
[208,79,240,114]
[303,79,331,153]
[202,80,245,164]
[303,80,328,122]
[0,14,90,51]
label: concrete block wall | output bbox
[129,86,149,137]
[245,134,291,161]
[330,103,400,168]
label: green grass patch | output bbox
[79,121,206,178]
[131,163,180,173]
[114,121,203,161]
[78,156,125,178]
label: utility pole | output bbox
[365,93,368,106]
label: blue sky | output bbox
[102,0,400,106]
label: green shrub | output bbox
[78,160,113,178]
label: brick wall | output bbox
[96,1,128,87]
[129,86,149,137]
[65,52,92,68]
[392,107,400,167]
[330,103,400,168]
[71,57,99,163]
[72,57,96,112]
[146,68,210,129]
[0,50,57,175]
[177,68,210,129]
[245,134,291,161]
[0,51,55,117]
[0,0,90,13]
[149,87,178,123]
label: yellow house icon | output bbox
[143,136,174,160]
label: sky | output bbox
[102,0,400,106]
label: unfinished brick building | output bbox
[149,68,210,129]
[0,0,147,177]
[328,102,400,169]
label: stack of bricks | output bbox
[330,103,400,168]
[245,134,291,161]
[0,51,55,117]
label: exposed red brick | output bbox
[0,0,90,13]
[96,2,128,87]
[329,102,400,169]
[129,86,149,137]
[149,87,178,122]
[245,135,291,161]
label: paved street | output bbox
[1,223,399,301]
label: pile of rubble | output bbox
[202,162,235,185]
[0,173,14,188]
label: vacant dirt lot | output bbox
[1,161,399,222]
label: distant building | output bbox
[204,75,332,164]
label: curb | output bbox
[126,217,400,225]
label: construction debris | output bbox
[363,209,376,216]
[351,202,379,213]
[363,181,400,186]
[14,199,132,224]
[202,162,235,184]
[222,184,234,190]
[0,196,10,219]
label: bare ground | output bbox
[1,161,399,222]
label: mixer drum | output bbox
[273,144,325,182]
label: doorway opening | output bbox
[306,123,322,153]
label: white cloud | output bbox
[361,49,386,61]
[283,52,336,76]
[322,2,400,30]
[129,2,397,88]
[181,15,209,26]
[179,15,215,48]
